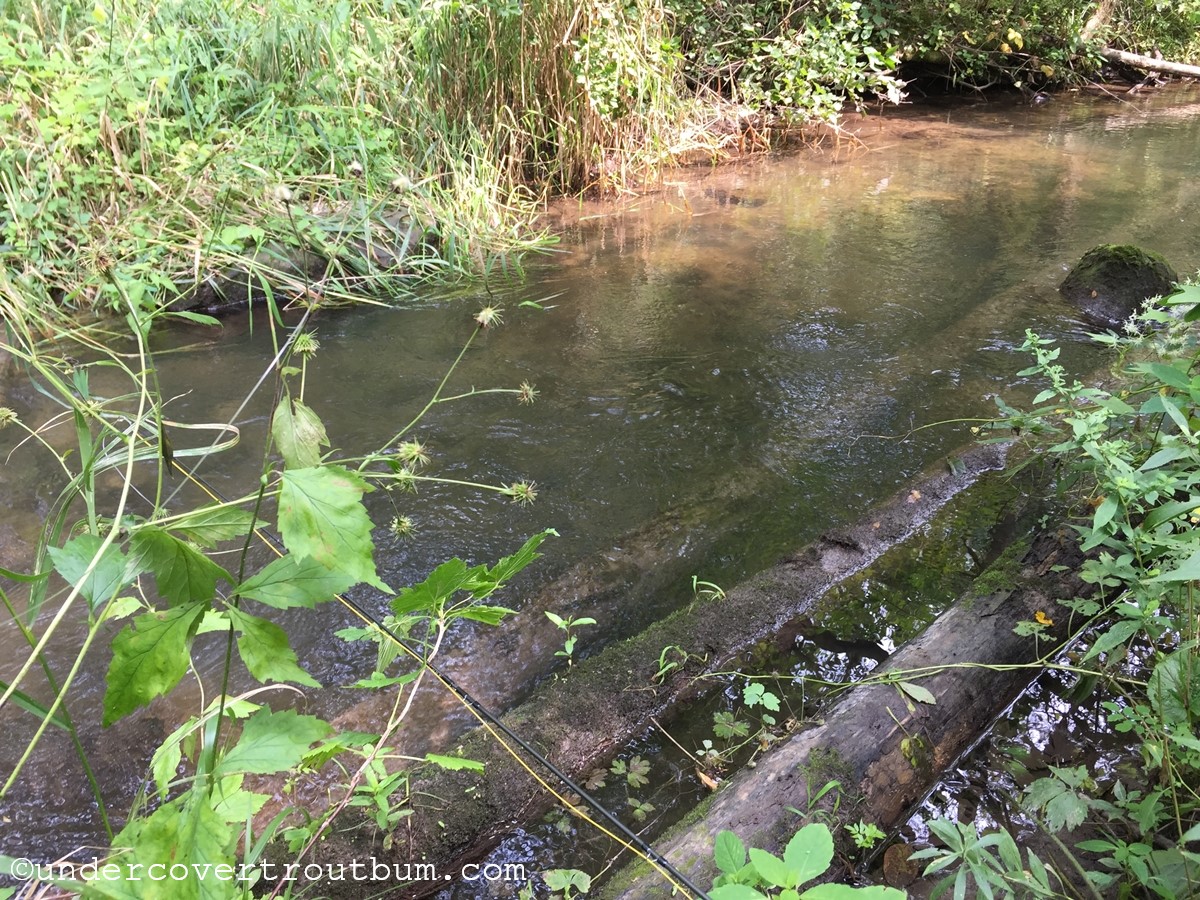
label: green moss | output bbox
[969,534,1032,600]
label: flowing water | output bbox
[3,87,1200,864]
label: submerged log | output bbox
[1099,47,1200,79]
[607,526,1088,898]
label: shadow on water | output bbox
[2,86,1200,862]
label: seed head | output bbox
[474,305,503,329]
[0,407,18,429]
[518,381,538,405]
[395,440,430,468]
[505,481,538,505]
[293,331,321,357]
[389,515,415,538]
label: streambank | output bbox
[274,444,1009,898]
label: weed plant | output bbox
[914,289,1200,897]
[0,283,551,896]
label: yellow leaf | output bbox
[1000,42,1012,54]
[1035,610,1054,626]
[1007,29,1024,50]
[962,31,975,44]
[1040,64,1055,77]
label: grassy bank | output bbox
[2,0,1199,323]
[0,0,688,322]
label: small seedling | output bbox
[846,819,886,850]
[545,611,597,666]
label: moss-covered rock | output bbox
[1060,244,1177,328]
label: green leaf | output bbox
[543,870,592,893]
[1143,495,1200,528]
[455,604,515,625]
[715,830,748,874]
[392,557,481,616]
[1044,791,1088,831]
[1131,362,1191,391]
[48,534,133,613]
[226,607,320,687]
[802,886,906,899]
[1147,650,1200,727]
[1081,619,1141,661]
[1023,776,1067,813]
[0,565,49,583]
[301,732,379,770]
[1076,839,1117,853]
[425,753,485,773]
[103,602,208,726]
[783,823,834,886]
[89,797,234,900]
[351,671,419,689]
[898,681,937,705]
[214,708,332,777]
[478,529,557,595]
[272,396,330,470]
[278,466,388,592]
[749,848,795,889]
[710,886,770,900]
[1139,446,1191,472]
[210,774,269,822]
[130,526,230,606]
[166,506,261,549]
[1148,546,1200,582]
[1092,494,1119,531]
[0,679,69,730]
[236,553,356,609]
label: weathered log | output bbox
[1099,47,1200,79]
[606,527,1088,898]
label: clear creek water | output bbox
[2,87,1200,864]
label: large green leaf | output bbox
[710,886,769,900]
[802,886,905,899]
[48,534,133,613]
[1148,649,1200,728]
[277,466,387,592]
[715,830,748,875]
[87,796,234,900]
[235,553,356,609]
[272,396,329,470]
[166,506,262,549]
[749,848,795,889]
[103,601,208,727]
[214,708,332,777]
[130,526,230,607]
[226,606,320,687]
[782,823,834,886]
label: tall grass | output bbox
[0,0,689,317]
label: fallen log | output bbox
[1099,47,1200,79]
[606,525,1088,898]
[280,446,1009,898]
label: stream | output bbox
[2,86,1200,870]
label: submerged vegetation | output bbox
[3,0,1200,320]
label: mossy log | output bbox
[607,527,1087,898]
